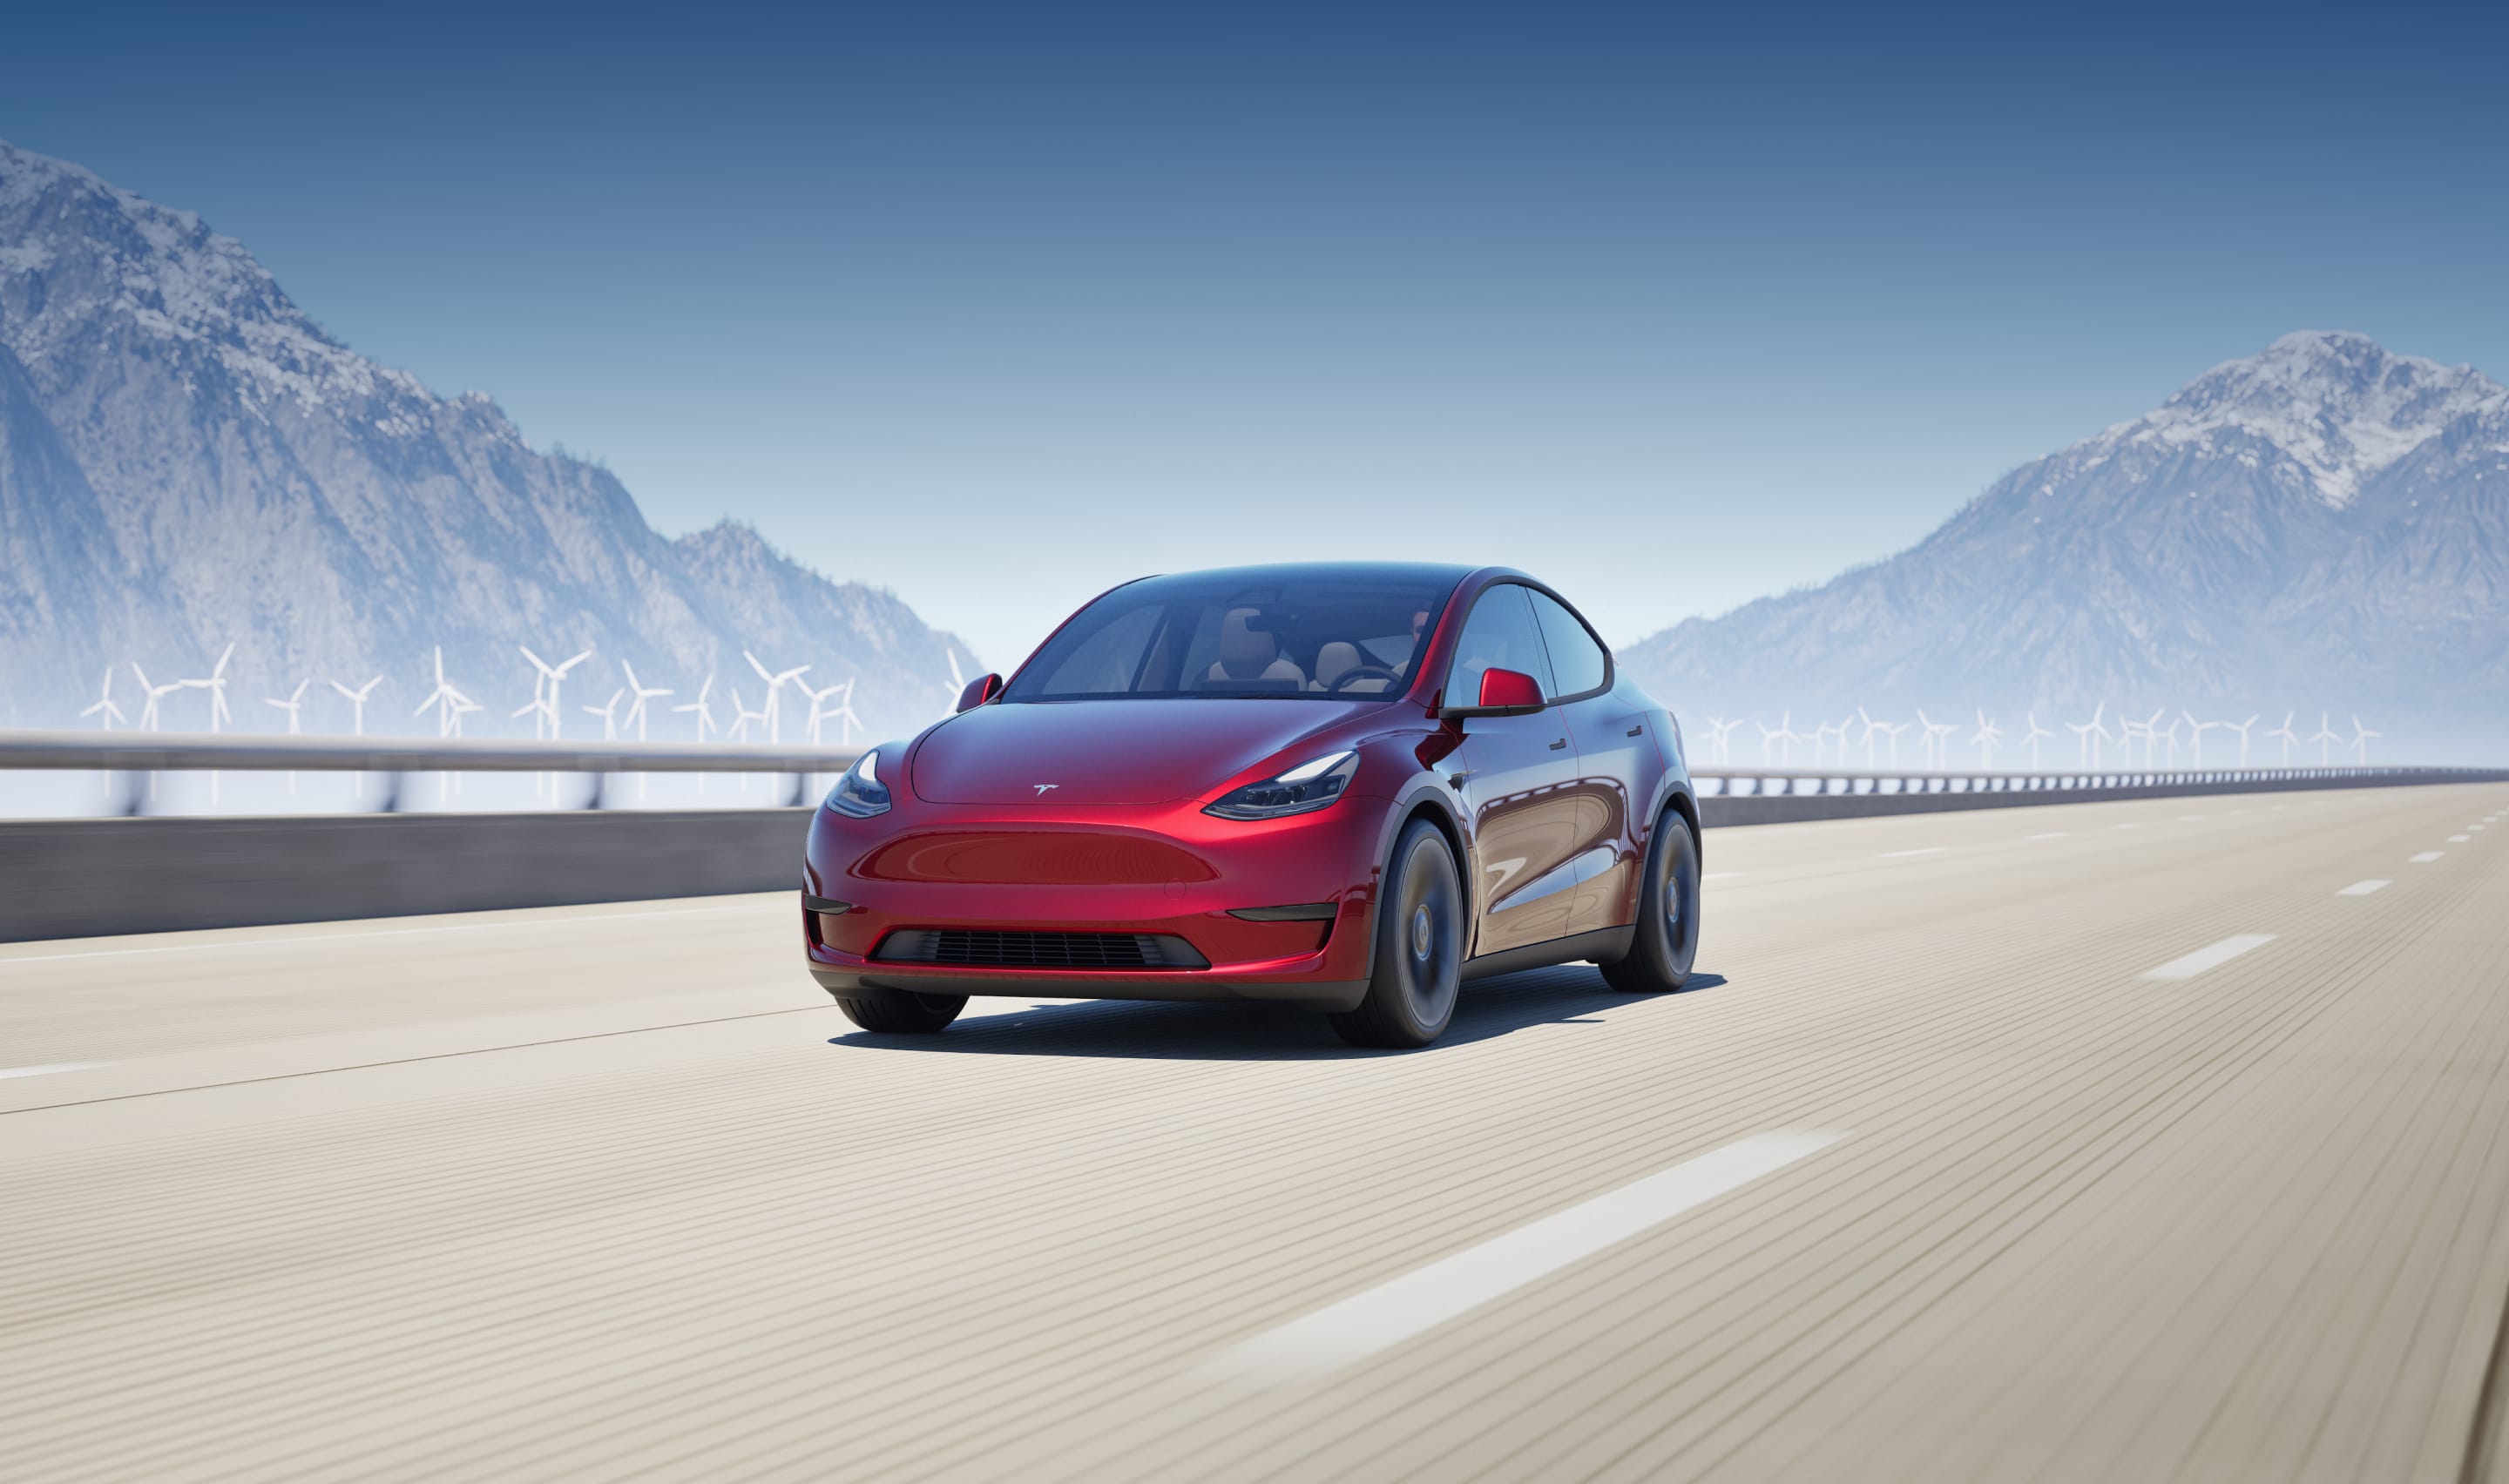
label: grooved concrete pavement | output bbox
[3,785,2506,1481]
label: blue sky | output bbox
[6,1,2505,667]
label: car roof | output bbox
[1119,561,1486,590]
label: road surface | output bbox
[4,784,2508,1481]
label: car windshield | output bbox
[1004,568,1465,701]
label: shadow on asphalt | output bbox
[826,966,1727,1060]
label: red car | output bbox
[803,563,1701,1048]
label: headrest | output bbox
[1314,641,1360,685]
[1218,608,1276,679]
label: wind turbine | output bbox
[2266,711,2300,765]
[1971,711,2005,768]
[179,643,237,805]
[181,643,236,733]
[2308,711,2343,766]
[1703,716,1742,765]
[78,668,125,730]
[2066,702,2112,769]
[1813,717,1849,766]
[1870,718,1910,767]
[673,675,719,741]
[743,650,811,745]
[265,678,311,734]
[727,685,768,744]
[1755,712,1805,766]
[831,679,863,745]
[414,648,477,738]
[329,674,382,736]
[2349,715,2379,764]
[1854,707,1885,768]
[516,646,592,740]
[582,688,625,741]
[1916,709,1958,769]
[131,664,184,732]
[2223,713,2260,768]
[2021,712,2054,770]
[620,662,673,741]
[265,678,311,794]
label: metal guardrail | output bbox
[0,729,866,774]
[1691,765,2497,797]
[0,729,869,813]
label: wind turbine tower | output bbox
[2266,711,2300,766]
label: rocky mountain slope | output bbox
[0,139,969,741]
[1620,332,2509,761]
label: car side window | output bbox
[1444,584,1555,707]
[1527,590,1608,699]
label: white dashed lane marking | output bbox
[2337,880,2391,897]
[2027,832,2072,840]
[2450,835,2471,842]
[1877,847,1949,860]
[2144,934,2278,982]
[2411,852,2445,864]
[1201,1130,1845,1383]
[0,1062,107,1081]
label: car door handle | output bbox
[1549,739,1568,750]
[1626,725,1643,737]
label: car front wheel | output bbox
[1330,820,1464,1049]
[833,988,967,1034]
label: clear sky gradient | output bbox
[6,1,2505,668]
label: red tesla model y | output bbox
[802,563,1701,1048]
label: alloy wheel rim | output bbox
[1400,845,1458,1024]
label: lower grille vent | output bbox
[875,929,1208,971]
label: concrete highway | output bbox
[5,784,2508,1481]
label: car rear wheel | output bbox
[833,988,968,1034]
[1330,820,1464,1049]
[1602,808,1699,994]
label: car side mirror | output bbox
[1442,666,1545,718]
[956,672,1002,712]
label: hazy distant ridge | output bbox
[0,138,969,738]
[1620,331,2509,758]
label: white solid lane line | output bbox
[2411,852,2445,864]
[2143,934,2278,982]
[1877,847,1949,859]
[0,901,772,968]
[1201,1130,1844,1384]
[2337,880,2391,897]
[0,1062,107,1081]
[2027,832,2072,840]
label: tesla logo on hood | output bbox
[1033,783,1058,795]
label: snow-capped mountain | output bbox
[1620,332,2509,761]
[0,139,972,740]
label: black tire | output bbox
[1330,820,1465,1049]
[833,988,967,1034]
[1602,809,1700,994]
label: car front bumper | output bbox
[801,794,1387,1013]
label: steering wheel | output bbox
[1328,663,1405,694]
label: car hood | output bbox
[910,698,1380,806]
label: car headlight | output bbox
[824,748,893,818]
[1204,750,1358,820]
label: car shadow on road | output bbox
[826,966,1727,1061]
